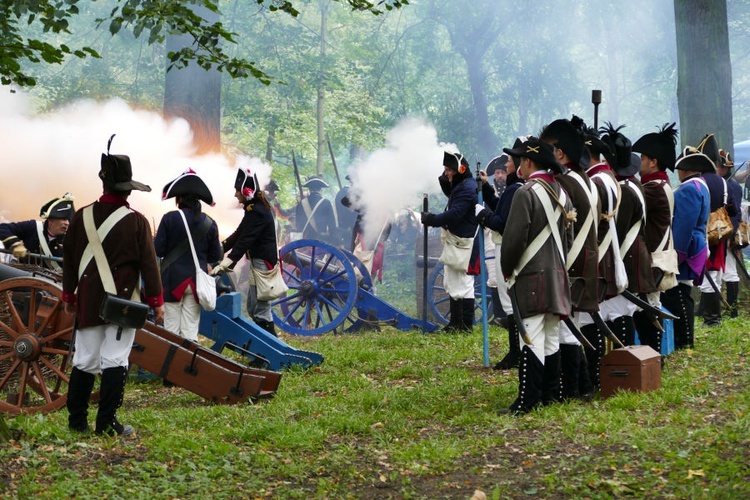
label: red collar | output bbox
[640,171,669,184]
[586,162,610,176]
[99,193,130,207]
[528,172,555,183]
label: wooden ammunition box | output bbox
[600,345,661,399]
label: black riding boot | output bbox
[702,292,722,327]
[726,282,739,318]
[633,310,662,355]
[441,299,461,333]
[541,350,562,406]
[493,316,520,370]
[67,367,96,433]
[460,298,475,332]
[490,287,507,327]
[611,316,636,347]
[560,344,580,400]
[662,283,694,349]
[501,346,543,415]
[95,366,134,436]
[580,323,604,389]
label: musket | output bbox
[509,286,533,346]
[422,194,429,335]
[476,157,490,367]
[562,317,596,351]
[731,246,750,282]
[325,133,343,190]
[590,311,625,348]
[0,247,63,262]
[703,270,732,309]
[621,290,680,320]
[291,150,304,201]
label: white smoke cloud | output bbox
[0,90,272,237]
[347,117,452,247]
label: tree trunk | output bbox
[164,5,222,154]
[674,0,733,151]
[465,57,496,160]
[316,1,329,176]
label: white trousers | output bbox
[444,265,475,300]
[723,251,739,283]
[520,313,560,363]
[164,284,201,341]
[73,324,135,374]
[699,269,724,293]
[493,244,513,315]
[558,312,581,346]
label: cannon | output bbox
[271,239,439,335]
[0,261,282,415]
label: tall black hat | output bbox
[235,167,260,198]
[599,122,635,176]
[503,137,561,173]
[40,193,75,220]
[696,134,720,166]
[162,169,215,206]
[675,147,716,173]
[99,134,151,192]
[303,175,329,190]
[632,123,678,171]
[486,154,509,175]
[540,118,584,166]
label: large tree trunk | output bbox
[465,57,495,160]
[316,1,329,176]
[164,5,222,154]
[674,0,733,151]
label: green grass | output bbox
[1,317,748,499]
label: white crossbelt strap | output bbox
[301,198,325,233]
[565,171,598,270]
[594,173,620,263]
[35,221,62,272]
[77,206,132,282]
[655,181,675,252]
[619,179,646,256]
[508,182,566,288]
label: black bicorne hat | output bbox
[599,122,634,176]
[40,193,75,220]
[540,118,584,166]
[697,134,720,166]
[503,137,561,173]
[486,154,508,175]
[675,147,716,173]
[719,149,733,169]
[235,168,260,197]
[303,175,329,190]
[265,179,280,192]
[509,136,527,169]
[99,134,151,192]
[442,151,470,171]
[632,123,678,171]
[162,168,215,206]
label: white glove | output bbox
[475,204,486,217]
[210,257,234,276]
[11,242,28,259]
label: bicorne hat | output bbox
[675,147,716,173]
[599,122,635,176]
[99,134,151,192]
[696,134,720,166]
[486,154,509,175]
[162,168,215,206]
[719,149,733,169]
[235,168,260,198]
[40,193,75,220]
[443,151,470,172]
[503,137,561,173]
[632,123,678,171]
[265,179,281,193]
[540,118,584,167]
[303,175,329,190]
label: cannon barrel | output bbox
[0,261,41,281]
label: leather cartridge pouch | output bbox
[99,293,149,330]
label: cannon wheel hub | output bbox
[13,333,42,362]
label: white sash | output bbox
[565,171,598,270]
[619,179,646,256]
[77,206,132,281]
[35,221,62,272]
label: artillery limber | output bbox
[271,239,439,335]
[0,261,283,415]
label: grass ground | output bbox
[0,314,748,499]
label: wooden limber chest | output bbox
[600,345,661,399]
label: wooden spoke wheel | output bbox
[0,277,75,414]
[427,262,495,326]
[272,239,357,336]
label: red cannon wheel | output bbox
[0,277,75,414]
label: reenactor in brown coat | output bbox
[500,138,574,415]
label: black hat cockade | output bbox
[675,146,716,173]
[599,122,636,176]
[632,123,678,171]
[235,167,260,198]
[540,118,584,167]
[162,168,215,206]
[303,175,329,191]
[40,192,75,220]
[486,154,509,175]
[696,133,720,166]
[503,137,561,173]
[99,134,151,192]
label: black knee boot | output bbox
[541,350,562,406]
[633,311,662,354]
[493,316,520,370]
[95,367,134,436]
[460,298,475,332]
[560,344,580,400]
[580,324,604,389]
[256,319,277,337]
[501,346,543,415]
[67,367,96,433]
[727,282,739,318]
[702,292,722,327]
[441,299,461,333]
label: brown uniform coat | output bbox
[615,178,657,294]
[587,164,620,300]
